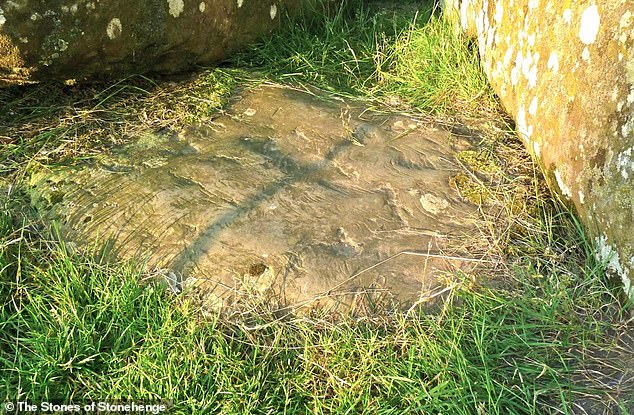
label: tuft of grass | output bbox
[233,0,390,91]
[233,1,497,116]
[377,14,497,115]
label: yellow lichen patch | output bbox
[0,34,30,84]
[449,172,491,205]
[579,5,601,45]
[106,18,122,40]
[167,0,185,18]
[0,34,24,70]
[457,149,501,173]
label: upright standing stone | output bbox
[0,0,327,83]
[443,0,634,300]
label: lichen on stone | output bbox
[167,0,185,18]
[533,141,541,158]
[106,18,123,40]
[616,146,633,179]
[418,193,450,215]
[595,234,633,301]
[547,51,559,72]
[579,5,601,45]
[554,169,571,198]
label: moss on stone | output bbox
[457,149,500,174]
[449,172,491,205]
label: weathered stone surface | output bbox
[0,0,322,83]
[29,86,497,312]
[443,0,634,300]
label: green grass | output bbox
[0,70,238,177]
[1,0,632,413]
[0,204,626,414]
[233,0,497,115]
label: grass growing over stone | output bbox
[235,0,497,115]
[1,201,630,414]
[1,1,632,414]
[0,70,237,177]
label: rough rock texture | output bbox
[0,0,324,83]
[443,0,634,300]
[29,86,497,312]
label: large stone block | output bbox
[443,0,634,300]
[28,86,498,311]
[0,0,323,83]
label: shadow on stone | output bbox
[30,85,503,313]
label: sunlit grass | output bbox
[0,207,625,414]
[234,1,497,116]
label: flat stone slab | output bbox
[31,86,494,312]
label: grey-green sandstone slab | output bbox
[29,86,495,312]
